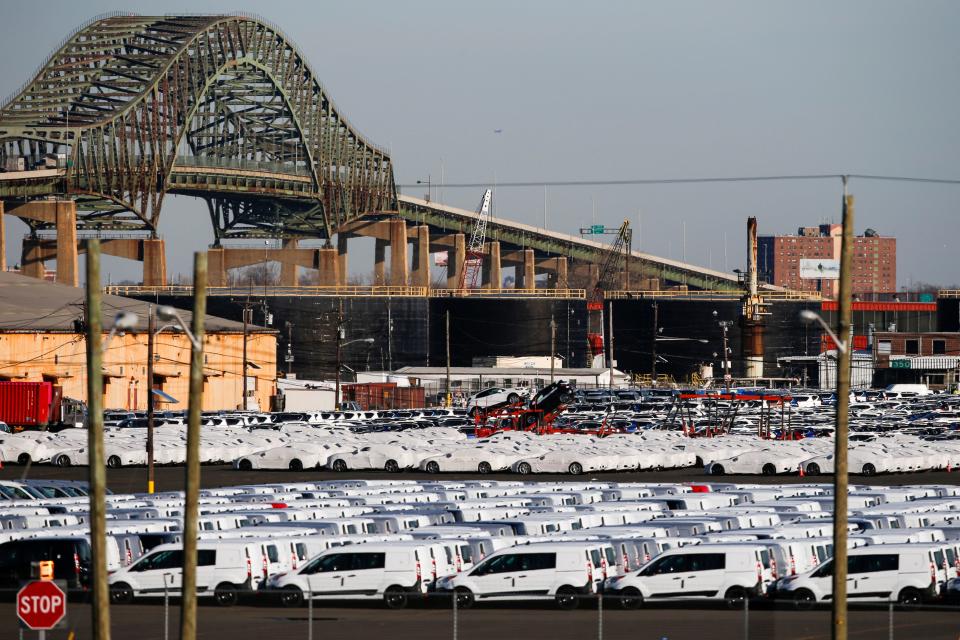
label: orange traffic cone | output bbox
[798,465,804,478]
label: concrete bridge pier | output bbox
[337,234,349,286]
[20,238,46,279]
[374,239,387,285]
[208,247,227,287]
[446,233,465,288]
[389,219,408,286]
[142,238,166,287]
[316,247,339,286]
[515,249,536,290]
[482,241,502,288]
[411,225,431,288]
[6,200,79,285]
[279,238,299,286]
[541,256,568,289]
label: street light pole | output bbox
[607,300,615,391]
[550,314,556,384]
[445,310,451,407]
[146,305,155,494]
[336,303,344,410]
[242,303,250,411]
[720,321,732,392]
[831,182,855,640]
[417,176,432,202]
[650,302,658,386]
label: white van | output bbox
[108,540,259,606]
[884,384,932,397]
[775,544,944,607]
[605,544,771,608]
[265,543,432,609]
[437,542,600,609]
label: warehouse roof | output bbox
[0,271,268,333]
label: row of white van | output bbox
[104,535,960,610]
[0,479,959,610]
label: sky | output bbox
[1,1,958,287]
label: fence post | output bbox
[452,588,458,640]
[163,573,170,640]
[743,595,749,640]
[308,590,313,640]
[597,591,603,640]
[888,599,893,640]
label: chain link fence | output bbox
[6,587,957,640]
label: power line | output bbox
[397,173,960,190]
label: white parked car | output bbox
[328,444,424,473]
[466,388,529,416]
[436,543,599,609]
[266,543,434,609]
[774,544,945,607]
[512,450,612,475]
[605,544,772,608]
[108,541,262,607]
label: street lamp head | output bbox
[112,311,139,330]
[712,310,718,318]
[799,310,819,324]
[156,305,179,322]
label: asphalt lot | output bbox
[3,463,960,494]
[1,598,958,640]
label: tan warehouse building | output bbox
[0,271,276,411]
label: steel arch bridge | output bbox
[0,13,396,240]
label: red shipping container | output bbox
[0,381,54,427]
[344,383,425,410]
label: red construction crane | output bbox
[587,219,631,311]
[458,189,493,289]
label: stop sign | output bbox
[17,581,66,630]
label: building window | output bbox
[932,339,946,355]
[905,339,919,355]
[877,340,891,355]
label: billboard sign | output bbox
[799,259,840,280]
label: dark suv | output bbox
[0,537,91,593]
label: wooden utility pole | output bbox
[84,239,110,640]
[335,299,343,410]
[146,304,155,494]
[445,310,451,407]
[241,301,251,411]
[832,181,854,640]
[549,315,556,383]
[180,252,207,640]
[650,302,658,386]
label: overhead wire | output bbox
[397,173,960,190]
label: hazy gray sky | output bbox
[2,1,958,287]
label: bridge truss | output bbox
[0,13,396,239]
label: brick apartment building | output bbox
[758,224,896,297]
